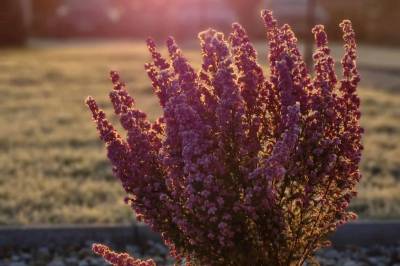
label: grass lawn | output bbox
[0,39,399,225]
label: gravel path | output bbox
[1,242,400,266]
[0,240,172,266]
[314,244,400,266]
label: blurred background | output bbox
[2,0,400,45]
[0,0,399,225]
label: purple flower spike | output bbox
[88,10,363,266]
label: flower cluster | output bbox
[92,244,156,266]
[87,10,362,266]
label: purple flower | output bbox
[88,10,363,266]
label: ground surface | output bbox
[1,241,400,266]
[0,39,399,224]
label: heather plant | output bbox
[87,10,362,266]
